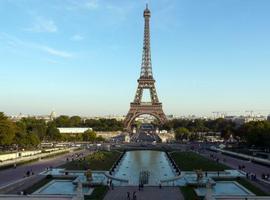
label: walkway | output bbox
[0,149,89,188]
[199,149,270,194]
[103,186,184,200]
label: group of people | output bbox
[246,172,257,180]
[138,182,144,191]
[127,191,137,200]
[25,169,34,177]
[107,179,114,190]
[238,164,246,170]
[66,153,85,162]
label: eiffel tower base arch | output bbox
[124,103,167,132]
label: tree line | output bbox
[0,113,120,149]
[54,115,123,131]
[1,112,269,149]
[162,118,270,148]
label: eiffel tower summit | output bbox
[124,5,167,131]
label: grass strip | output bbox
[84,186,109,200]
[171,151,229,171]
[61,151,121,170]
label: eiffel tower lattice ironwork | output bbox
[124,5,167,131]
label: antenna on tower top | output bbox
[146,3,148,9]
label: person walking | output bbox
[133,191,137,200]
[127,191,130,200]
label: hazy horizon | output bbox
[1,0,270,117]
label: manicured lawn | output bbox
[214,177,269,196]
[84,186,108,200]
[61,151,121,170]
[237,178,268,196]
[171,151,229,171]
[180,186,199,200]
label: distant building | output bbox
[50,111,57,120]
[57,127,92,134]
[232,115,266,126]
[267,115,270,121]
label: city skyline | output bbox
[1,0,270,117]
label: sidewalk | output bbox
[104,186,184,200]
[0,149,88,189]
[0,148,77,168]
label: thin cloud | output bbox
[25,17,58,33]
[0,32,72,58]
[71,34,84,41]
[67,0,99,10]
[41,46,72,58]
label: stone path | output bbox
[103,186,184,200]
[0,149,89,188]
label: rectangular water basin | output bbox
[33,180,92,195]
[195,181,254,197]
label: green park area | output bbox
[61,150,122,170]
[84,186,109,200]
[170,151,229,171]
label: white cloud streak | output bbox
[0,32,72,58]
[41,46,72,58]
[66,0,99,10]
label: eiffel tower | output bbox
[124,5,167,131]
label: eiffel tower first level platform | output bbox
[124,5,167,131]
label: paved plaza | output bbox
[0,149,89,188]
[104,186,184,200]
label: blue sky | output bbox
[0,0,270,117]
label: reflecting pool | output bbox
[34,180,92,195]
[195,181,254,196]
[114,150,175,185]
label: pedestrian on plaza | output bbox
[111,183,114,190]
[26,170,30,177]
[217,171,219,176]
[205,171,208,177]
[127,191,130,200]
[13,163,17,169]
[133,191,136,200]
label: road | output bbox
[0,149,88,188]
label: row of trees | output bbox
[1,111,269,149]
[54,115,123,131]
[168,118,270,148]
[0,113,108,149]
[236,120,270,148]
[162,118,236,138]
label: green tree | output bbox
[82,130,97,142]
[175,127,190,141]
[69,116,82,127]
[47,124,62,141]
[55,115,71,127]
[0,112,16,146]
